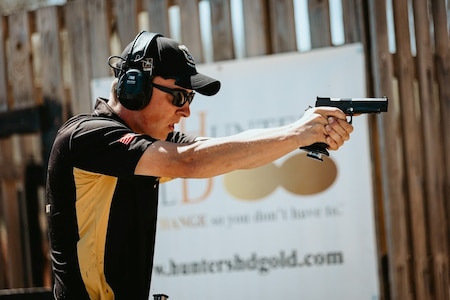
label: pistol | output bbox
[300,96,388,161]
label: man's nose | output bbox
[179,102,190,117]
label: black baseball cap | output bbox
[116,33,221,96]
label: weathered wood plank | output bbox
[0,137,25,288]
[177,0,204,63]
[0,0,65,15]
[392,0,431,299]
[268,0,297,53]
[144,0,170,36]
[4,133,41,288]
[209,0,235,61]
[1,180,24,287]
[308,0,332,48]
[367,1,411,299]
[429,0,450,298]
[7,12,35,109]
[358,0,389,298]
[20,134,44,286]
[0,17,8,112]
[0,187,6,288]
[431,0,450,210]
[36,5,66,169]
[65,0,92,114]
[242,0,269,57]
[114,0,138,47]
[413,1,449,298]
[87,0,111,78]
[36,6,65,108]
[341,0,362,43]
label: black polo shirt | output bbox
[46,98,195,299]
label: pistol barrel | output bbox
[316,97,388,114]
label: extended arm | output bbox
[134,107,353,178]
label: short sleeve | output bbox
[70,118,156,177]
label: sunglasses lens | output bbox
[186,93,194,105]
[172,91,195,107]
[172,91,184,107]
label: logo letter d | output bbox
[182,178,213,204]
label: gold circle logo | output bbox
[223,153,338,200]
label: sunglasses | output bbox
[153,83,195,107]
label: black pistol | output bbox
[301,97,388,161]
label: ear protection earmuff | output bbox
[115,31,163,110]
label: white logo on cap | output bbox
[179,45,195,67]
[141,58,153,74]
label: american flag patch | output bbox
[118,133,137,145]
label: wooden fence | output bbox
[0,0,449,299]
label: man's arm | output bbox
[134,107,353,178]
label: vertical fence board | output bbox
[36,5,66,169]
[177,0,203,63]
[19,134,43,286]
[367,0,411,299]
[0,138,24,288]
[114,0,139,47]
[65,0,92,114]
[242,0,270,57]
[33,8,62,286]
[431,0,450,233]
[1,180,23,287]
[0,17,8,112]
[356,0,390,298]
[268,0,297,53]
[87,0,111,78]
[0,182,6,288]
[343,0,369,89]
[393,0,431,299]
[308,0,332,48]
[145,0,171,36]
[209,0,235,61]
[342,0,362,43]
[36,7,65,107]
[7,12,34,109]
[431,0,450,298]
[413,1,450,299]
[4,12,35,288]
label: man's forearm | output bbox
[186,126,300,174]
[135,107,352,178]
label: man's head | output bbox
[111,31,221,111]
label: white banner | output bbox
[92,43,380,300]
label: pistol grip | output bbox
[300,142,330,161]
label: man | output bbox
[46,31,353,300]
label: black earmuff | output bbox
[116,31,163,110]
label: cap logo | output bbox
[178,45,195,67]
[141,58,153,73]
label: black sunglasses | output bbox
[153,83,195,107]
